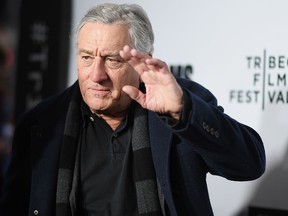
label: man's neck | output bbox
[98,113,126,131]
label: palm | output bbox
[120,46,183,118]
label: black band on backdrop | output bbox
[14,0,71,119]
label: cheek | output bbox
[77,70,89,98]
[110,68,136,86]
[77,66,84,83]
[125,69,140,86]
[77,66,88,81]
[131,77,141,89]
[114,74,139,91]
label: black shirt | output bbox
[79,91,190,216]
[79,101,138,216]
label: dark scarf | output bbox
[55,83,164,216]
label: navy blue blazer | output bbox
[0,78,265,216]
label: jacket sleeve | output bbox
[172,78,266,181]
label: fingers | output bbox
[119,45,132,61]
[119,45,151,62]
[146,58,167,70]
[122,85,146,106]
[130,48,149,60]
[120,46,166,70]
[120,46,171,80]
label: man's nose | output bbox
[89,57,108,82]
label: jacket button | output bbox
[215,131,220,138]
[210,128,215,135]
[33,209,39,215]
[202,122,206,129]
[205,124,210,132]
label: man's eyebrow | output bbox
[78,48,93,55]
[100,51,122,58]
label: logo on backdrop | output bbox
[170,64,193,80]
[229,49,288,110]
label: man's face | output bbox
[77,22,140,115]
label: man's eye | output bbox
[82,56,92,60]
[105,57,123,69]
[106,57,121,63]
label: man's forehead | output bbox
[78,23,131,52]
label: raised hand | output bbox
[119,45,183,120]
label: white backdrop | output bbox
[68,1,288,215]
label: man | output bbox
[0,3,265,216]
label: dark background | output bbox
[0,0,72,194]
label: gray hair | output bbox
[75,3,154,54]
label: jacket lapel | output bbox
[148,112,178,216]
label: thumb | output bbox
[122,85,145,105]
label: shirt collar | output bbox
[80,100,135,131]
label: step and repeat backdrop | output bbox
[68,1,288,215]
